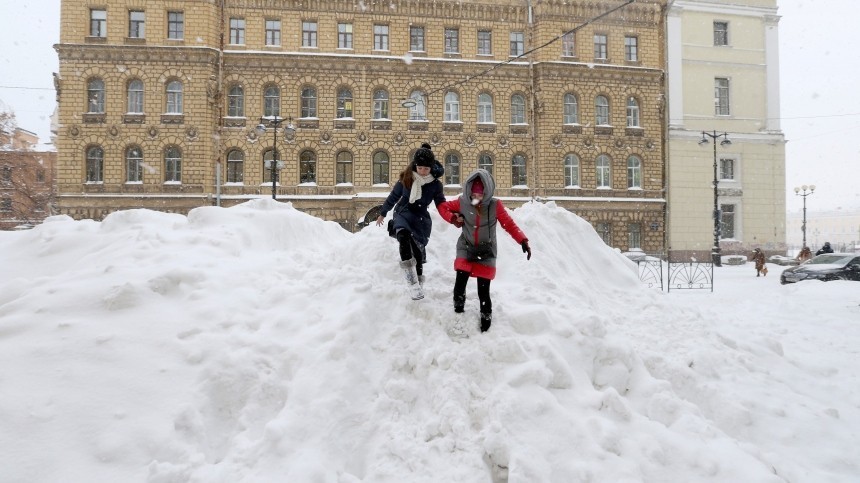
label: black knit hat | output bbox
[413,143,435,168]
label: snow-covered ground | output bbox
[1,200,857,482]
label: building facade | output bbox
[55,0,668,252]
[0,147,57,230]
[787,208,860,254]
[665,0,785,261]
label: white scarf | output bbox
[409,171,434,204]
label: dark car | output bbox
[780,253,860,285]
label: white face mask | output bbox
[471,198,480,206]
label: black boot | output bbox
[453,294,466,313]
[480,312,492,332]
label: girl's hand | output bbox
[376,215,385,226]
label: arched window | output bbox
[627,155,642,189]
[478,153,494,175]
[262,149,278,184]
[563,153,580,187]
[596,154,611,188]
[563,93,579,124]
[166,80,183,114]
[595,95,609,125]
[511,154,527,186]
[301,86,317,118]
[337,88,353,118]
[227,85,244,117]
[373,89,389,119]
[264,86,280,117]
[226,149,244,183]
[626,97,640,127]
[87,79,105,113]
[372,151,389,184]
[444,91,460,122]
[127,79,144,114]
[510,94,526,124]
[477,93,494,123]
[336,151,353,184]
[86,146,104,182]
[299,150,316,183]
[126,146,143,182]
[408,90,427,120]
[164,146,182,182]
[444,152,460,185]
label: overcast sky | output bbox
[1,1,857,212]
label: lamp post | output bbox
[698,131,732,267]
[255,116,295,200]
[794,184,815,251]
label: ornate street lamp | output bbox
[698,131,732,266]
[255,116,295,200]
[794,184,815,250]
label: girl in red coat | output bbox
[438,169,531,332]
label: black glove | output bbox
[521,240,531,260]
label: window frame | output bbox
[265,19,281,46]
[167,11,184,40]
[337,88,353,118]
[226,149,244,184]
[372,151,390,185]
[372,89,390,120]
[719,157,735,181]
[627,155,642,189]
[594,33,608,60]
[337,22,353,49]
[477,30,492,56]
[127,79,144,113]
[87,78,105,113]
[336,150,353,184]
[444,91,460,122]
[563,93,579,124]
[444,28,459,54]
[510,94,526,124]
[715,77,730,116]
[562,31,576,57]
[373,24,389,51]
[126,146,144,183]
[86,146,104,183]
[90,9,107,38]
[595,95,610,125]
[229,18,245,45]
[302,20,318,48]
[714,21,729,46]
[477,93,494,124]
[227,85,245,117]
[596,154,611,188]
[511,154,527,186]
[628,223,642,249]
[509,31,525,57]
[564,153,580,187]
[409,26,425,52]
[299,150,317,184]
[300,86,318,118]
[626,97,640,127]
[720,203,736,239]
[478,152,494,175]
[408,90,427,121]
[164,146,182,183]
[128,10,145,39]
[624,35,638,62]
[264,85,280,117]
[166,80,183,114]
[444,152,461,185]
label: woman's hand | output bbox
[375,215,385,226]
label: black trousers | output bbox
[454,269,491,315]
[396,229,423,276]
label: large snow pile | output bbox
[1,200,858,482]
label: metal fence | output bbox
[633,258,714,292]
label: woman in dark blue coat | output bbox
[375,143,446,300]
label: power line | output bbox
[0,85,54,91]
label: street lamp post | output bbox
[255,116,295,200]
[794,184,815,251]
[698,131,732,267]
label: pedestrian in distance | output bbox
[752,247,767,277]
[796,246,812,263]
[438,169,531,332]
[815,241,834,256]
[376,143,446,300]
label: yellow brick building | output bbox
[56,0,668,252]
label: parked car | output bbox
[768,254,799,266]
[780,253,860,285]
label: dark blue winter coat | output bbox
[379,179,446,247]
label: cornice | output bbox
[55,44,220,64]
[230,0,528,22]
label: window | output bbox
[510,94,526,124]
[265,19,281,46]
[628,223,642,249]
[373,89,389,119]
[408,91,427,120]
[373,151,389,184]
[714,21,728,46]
[562,31,575,57]
[510,32,525,57]
[445,152,460,185]
[444,28,459,53]
[373,24,389,50]
[1,167,10,183]
[477,93,494,123]
[410,26,425,51]
[129,11,145,38]
[87,79,105,113]
[226,149,244,183]
[336,151,353,184]
[0,197,10,212]
[301,87,317,118]
[626,97,640,127]
[166,80,183,113]
[36,169,45,183]
[594,33,608,60]
[127,79,144,113]
[624,36,638,61]
[86,146,104,182]
[477,30,492,55]
[478,153,493,175]
[164,146,182,182]
[303,21,318,47]
[227,85,244,117]
[596,154,611,188]
[720,204,735,238]
[444,91,460,122]
[338,23,353,49]
[299,150,316,183]
[90,9,107,37]
[564,154,580,187]
[719,157,735,180]
[167,12,184,39]
[596,222,612,245]
[229,18,245,45]
[627,155,642,189]
[715,77,730,115]
[264,85,280,117]
[563,93,579,124]
[595,95,609,125]
[263,149,278,183]
[511,154,527,186]
[337,88,353,118]
[126,146,143,182]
